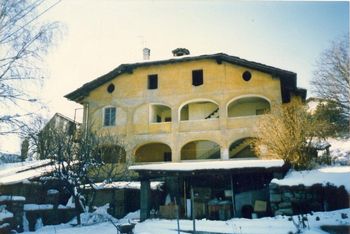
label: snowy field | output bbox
[23,208,350,234]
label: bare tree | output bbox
[311,35,350,123]
[254,99,330,170]
[30,123,129,225]
[0,0,60,135]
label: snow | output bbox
[22,208,350,234]
[0,195,25,202]
[87,181,163,191]
[0,159,54,185]
[0,159,50,173]
[129,159,284,171]
[271,166,350,192]
[24,204,54,211]
[327,137,350,165]
[0,208,13,222]
[47,189,59,195]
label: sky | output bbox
[1,0,349,154]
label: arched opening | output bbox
[181,140,220,160]
[98,145,126,163]
[135,143,172,163]
[227,96,270,118]
[229,138,257,159]
[180,100,219,121]
[150,104,171,123]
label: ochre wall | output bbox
[82,59,283,162]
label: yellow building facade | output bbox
[65,53,306,164]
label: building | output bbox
[37,113,80,160]
[65,52,306,220]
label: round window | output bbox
[242,71,252,81]
[107,84,115,93]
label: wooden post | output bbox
[175,197,180,234]
[184,180,187,217]
[140,179,151,221]
[191,185,196,233]
[230,174,236,217]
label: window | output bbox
[148,74,158,89]
[192,69,203,86]
[104,107,116,126]
[107,83,115,93]
[242,71,252,81]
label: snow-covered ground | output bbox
[23,208,350,234]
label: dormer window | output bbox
[192,70,203,86]
[148,74,158,89]
[103,107,116,126]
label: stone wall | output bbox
[0,197,25,232]
[269,182,350,216]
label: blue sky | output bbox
[1,0,349,153]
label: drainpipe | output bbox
[84,103,89,134]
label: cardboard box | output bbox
[159,205,178,219]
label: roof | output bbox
[0,160,54,185]
[65,53,306,102]
[129,159,286,178]
[271,166,350,193]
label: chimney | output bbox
[172,48,190,57]
[143,48,150,60]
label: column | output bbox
[140,179,151,221]
[221,147,229,160]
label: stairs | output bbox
[230,139,254,157]
[205,108,219,119]
[197,146,220,159]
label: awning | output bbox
[129,159,287,178]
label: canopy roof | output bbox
[129,159,287,178]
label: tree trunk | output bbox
[74,195,82,225]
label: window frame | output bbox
[103,106,116,127]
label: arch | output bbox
[149,103,172,123]
[229,137,257,159]
[134,142,172,163]
[227,95,271,118]
[181,140,220,160]
[178,98,219,121]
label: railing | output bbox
[179,119,219,132]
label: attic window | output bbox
[242,71,252,81]
[192,70,203,86]
[107,84,115,93]
[148,74,158,89]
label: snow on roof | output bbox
[24,204,54,211]
[0,195,25,202]
[0,160,50,177]
[88,181,163,190]
[0,160,54,185]
[271,166,350,192]
[129,159,285,172]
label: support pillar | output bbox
[221,147,229,160]
[140,179,151,221]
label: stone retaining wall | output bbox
[269,183,350,216]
